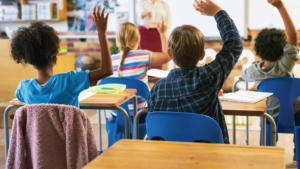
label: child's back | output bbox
[13,6,114,107]
[148,0,243,144]
[112,22,170,114]
[241,0,299,121]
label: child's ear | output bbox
[167,49,172,60]
[199,50,206,61]
[53,55,57,65]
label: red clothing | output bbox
[138,26,162,69]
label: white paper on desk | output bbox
[79,91,96,102]
[220,90,273,104]
[148,69,170,78]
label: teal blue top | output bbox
[15,71,90,108]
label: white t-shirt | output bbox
[137,0,172,28]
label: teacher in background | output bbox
[137,0,172,69]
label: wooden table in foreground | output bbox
[83,140,285,169]
[137,98,276,146]
[4,89,137,158]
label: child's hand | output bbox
[157,17,168,34]
[91,5,109,35]
[268,0,284,8]
[193,0,222,17]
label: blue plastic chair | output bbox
[258,77,300,146]
[99,77,149,147]
[295,126,300,168]
[146,111,224,143]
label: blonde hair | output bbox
[116,22,140,77]
[168,25,205,67]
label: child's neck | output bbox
[36,68,54,85]
[262,60,273,68]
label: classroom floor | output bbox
[0,110,297,168]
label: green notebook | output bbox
[87,84,126,94]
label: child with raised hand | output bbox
[148,0,243,143]
[241,0,299,162]
[13,5,114,107]
[111,17,170,116]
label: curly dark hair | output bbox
[254,28,287,62]
[11,21,60,69]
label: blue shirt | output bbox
[148,10,243,144]
[15,71,90,108]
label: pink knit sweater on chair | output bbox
[6,104,98,169]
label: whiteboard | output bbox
[163,0,247,39]
[249,0,300,30]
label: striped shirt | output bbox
[111,50,152,115]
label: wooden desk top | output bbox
[294,70,300,78]
[142,98,267,115]
[221,98,267,115]
[83,140,285,169]
[9,89,137,108]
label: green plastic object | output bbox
[87,84,126,94]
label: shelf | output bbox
[58,35,116,39]
[0,19,65,22]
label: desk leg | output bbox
[262,113,277,146]
[114,107,130,139]
[4,105,21,160]
[246,116,249,145]
[134,110,148,140]
[97,110,102,151]
[233,115,236,144]
[262,117,266,145]
[132,96,138,120]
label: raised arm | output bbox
[89,5,114,83]
[151,17,171,66]
[268,0,297,46]
[194,0,243,85]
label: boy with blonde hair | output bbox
[148,0,243,143]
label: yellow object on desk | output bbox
[87,84,126,95]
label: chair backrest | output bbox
[146,111,224,143]
[98,77,149,102]
[99,77,150,129]
[295,126,300,169]
[258,77,300,133]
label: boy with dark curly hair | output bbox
[12,5,113,107]
[241,0,299,162]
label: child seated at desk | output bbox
[240,0,299,162]
[110,18,170,116]
[148,0,243,143]
[12,5,113,108]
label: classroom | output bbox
[0,0,299,168]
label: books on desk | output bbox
[220,90,273,104]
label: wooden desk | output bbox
[83,140,285,169]
[9,89,137,108]
[294,70,300,78]
[222,99,267,115]
[4,89,138,158]
[136,98,276,146]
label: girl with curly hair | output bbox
[12,5,113,107]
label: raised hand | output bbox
[91,5,110,35]
[157,17,168,34]
[193,0,222,17]
[268,0,284,8]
